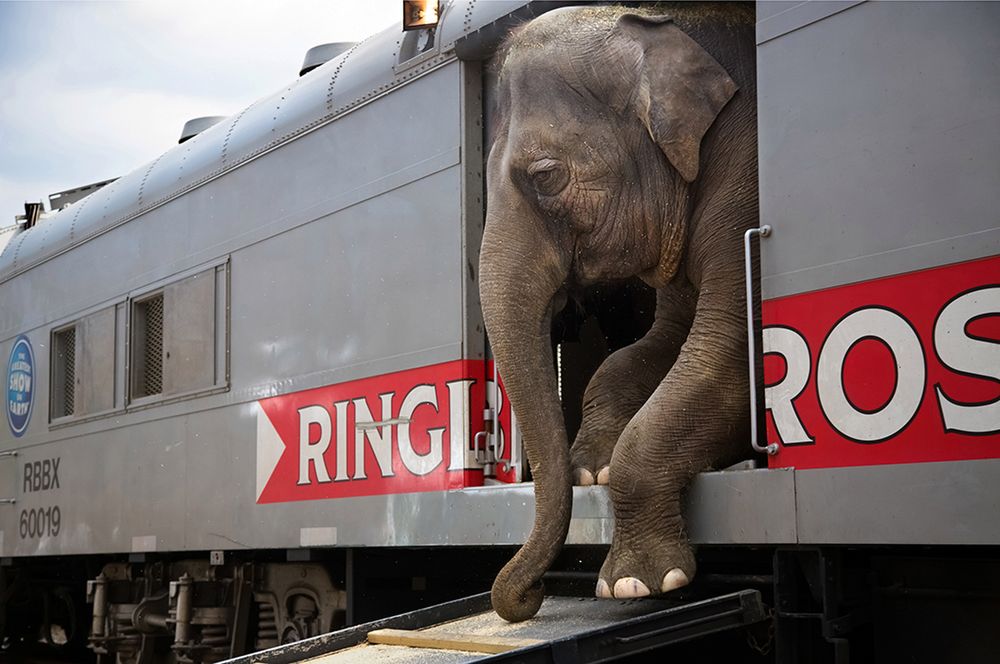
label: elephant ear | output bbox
[614,14,737,183]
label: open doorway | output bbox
[551,280,657,444]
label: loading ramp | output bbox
[221,589,766,663]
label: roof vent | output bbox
[299,42,355,76]
[48,178,118,211]
[179,116,226,144]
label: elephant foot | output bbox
[599,569,689,599]
[662,568,690,592]
[595,569,689,599]
[571,434,615,486]
[573,466,611,486]
[596,466,610,485]
[595,535,695,599]
[573,468,596,486]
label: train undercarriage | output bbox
[85,559,343,663]
[2,554,344,663]
[2,545,999,663]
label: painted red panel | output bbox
[257,360,493,504]
[763,255,1000,469]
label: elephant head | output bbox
[480,7,740,622]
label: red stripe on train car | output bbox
[763,255,1000,469]
[255,360,517,504]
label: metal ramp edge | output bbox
[221,589,766,664]
[220,592,496,664]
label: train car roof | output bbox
[0,0,533,284]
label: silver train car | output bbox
[0,1,997,662]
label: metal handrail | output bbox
[744,226,779,456]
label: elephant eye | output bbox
[527,159,568,197]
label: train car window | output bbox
[50,306,117,422]
[397,27,436,66]
[50,325,76,419]
[128,263,228,405]
[130,293,164,399]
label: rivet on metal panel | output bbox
[221,108,249,165]
[8,231,27,269]
[326,39,366,114]
[37,216,51,248]
[137,152,166,207]
[67,192,94,242]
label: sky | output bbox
[0,0,400,241]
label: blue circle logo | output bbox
[6,336,34,437]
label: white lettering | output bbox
[297,405,332,485]
[353,393,395,479]
[9,373,31,392]
[817,308,925,442]
[934,287,1000,434]
[446,379,474,471]
[763,327,814,445]
[333,400,350,481]
[397,385,444,476]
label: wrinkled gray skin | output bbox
[479,5,757,622]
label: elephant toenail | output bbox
[574,468,595,486]
[661,568,690,593]
[613,577,650,598]
[596,466,610,485]
[595,579,612,598]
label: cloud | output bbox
[1,83,235,182]
[0,1,399,221]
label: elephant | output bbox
[479,4,758,622]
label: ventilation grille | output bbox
[52,327,76,418]
[133,294,164,398]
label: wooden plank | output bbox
[367,628,543,654]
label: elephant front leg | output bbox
[597,281,750,599]
[571,284,695,486]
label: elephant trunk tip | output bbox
[491,571,545,623]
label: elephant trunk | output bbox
[480,209,573,623]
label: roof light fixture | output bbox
[403,0,439,31]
